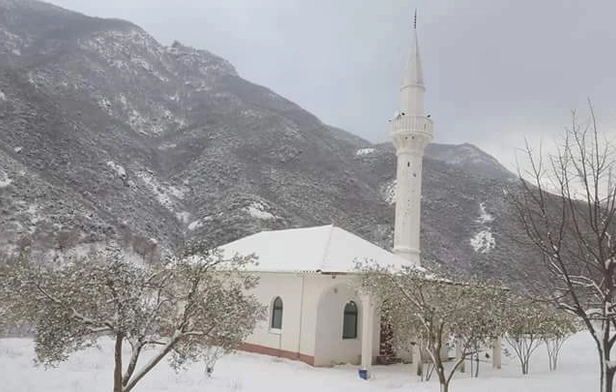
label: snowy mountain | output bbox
[0,0,534,286]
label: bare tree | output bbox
[512,104,616,392]
[0,241,265,392]
[359,264,506,392]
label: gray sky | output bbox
[48,0,616,171]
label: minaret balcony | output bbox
[391,115,433,149]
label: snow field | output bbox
[0,332,598,392]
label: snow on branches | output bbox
[357,263,507,392]
[356,263,579,389]
[503,299,578,374]
[510,104,616,392]
[0,241,265,392]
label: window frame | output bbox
[270,296,283,331]
[342,301,358,339]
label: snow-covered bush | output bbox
[503,299,579,374]
[503,300,547,375]
[542,308,578,371]
[0,241,265,392]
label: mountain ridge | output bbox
[0,0,536,287]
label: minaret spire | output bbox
[403,11,424,98]
[390,13,434,265]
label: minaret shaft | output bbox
[391,23,433,266]
[401,84,425,117]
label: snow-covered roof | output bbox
[218,225,418,273]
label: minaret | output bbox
[391,11,433,265]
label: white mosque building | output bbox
[219,20,433,371]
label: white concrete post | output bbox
[411,342,423,377]
[492,337,502,369]
[455,338,465,373]
[360,294,375,378]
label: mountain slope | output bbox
[0,0,535,285]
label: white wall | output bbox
[245,272,307,356]
[245,273,382,367]
[314,282,362,366]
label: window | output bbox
[342,301,358,339]
[271,296,283,330]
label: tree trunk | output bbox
[553,356,558,371]
[122,343,143,387]
[122,337,178,392]
[435,356,448,392]
[437,372,448,392]
[597,325,616,392]
[600,347,616,392]
[546,338,562,372]
[600,363,615,392]
[517,353,529,375]
[113,334,124,392]
[550,353,558,371]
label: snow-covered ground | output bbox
[0,332,598,392]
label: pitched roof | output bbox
[218,225,418,273]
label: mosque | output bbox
[218,19,480,375]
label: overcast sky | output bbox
[48,0,616,171]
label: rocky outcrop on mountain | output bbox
[0,0,536,285]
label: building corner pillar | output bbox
[455,338,465,373]
[411,341,423,377]
[492,337,502,369]
[360,294,375,379]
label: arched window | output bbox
[271,297,283,330]
[342,301,358,339]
